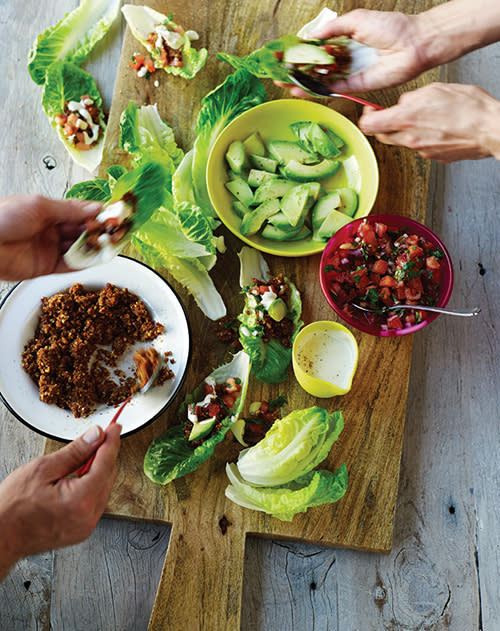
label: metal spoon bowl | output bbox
[289,69,385,110]
[352,301,480,318]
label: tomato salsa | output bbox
[323,218,445,330]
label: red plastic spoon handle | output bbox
[74,396,131,478]
[335,93,385,110]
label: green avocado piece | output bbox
[291,122,341,159]
[312,191,342,232]
[252,178,297,204]
[247,169,279,188]
[282,159,341,182]
[283,43,335,65]
[261,223,302,241]
[267,211,299,232]
[267,297,288,322]
[188,418,217,441]
[243,131,266,157]
[280,184,311,227]
[240,198,281,236]
[225,140,246,174]
[267,140,318,165]
[315,209,352,241]
[232,200,248,218]
[337,187,358,217]
[324,126,345,149]
[249,154,278,173]
[226,179,254,206]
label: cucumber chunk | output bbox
[267,140,318,165]
[225,140,246,174]
[240,199,281,236]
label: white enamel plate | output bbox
[0,256,191,441]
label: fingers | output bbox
[309,9,368,39]
[359,104,407,135]
[41,425,105,481]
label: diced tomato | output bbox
[380,275,397,288]
[274,51,283,61]
[408,244,424,261]
[222,394,236,409]
[174,24,184,34]
[203,382,215,396]
[358,222,378,249]
[371,259,388,275]
[375,222,387,237]
[130,54,145,70]
[208,403,220,417]
[406,234,419,246]
[387,314,403,329]
[224,377,241,393]
[259,401,269,414]
[55,114,67,126]
[169,58,184,67]
[426,255,441,270]
[379,286,392,305]
[145,55,156,72]
[405,287,421,301]
[63,124,75,137]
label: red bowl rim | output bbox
[319,214,454,337]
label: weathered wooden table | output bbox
[1,1,499,630]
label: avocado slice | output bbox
[283,43,335,65]
[267,211,299,232]
[261,223,302,241]
[243,131,266,157]
[291,122,341,159]
[225,140,246,174]
[247,169,279,188]
[280,184,311,227]
[240,198,280,236]
[337,188,358,217]
[232,200,248,218]
[226,179,254,206]
[267,297,288,322]
[250,154,278,173]
[281,158,341,182]
[324,126,345,149]
[252,178,297,204]
[312,191,342,233]
[188,418,217,441]
[267,140,318,165]
[315,209,352,241]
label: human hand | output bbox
[359,82,500,163]
[0,422,121,579]
[0,194,102,281]
[279,9,429,99]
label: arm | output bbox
[0,195,101,281]
[360,82,500,163]
[302,0,500,94]
[0,423,121,580]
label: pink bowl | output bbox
[319,214,454,337]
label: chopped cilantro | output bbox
[366,288,379,305]
[323,264,341,273]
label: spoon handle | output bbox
[390,304,481,317]
[333,93,385,110]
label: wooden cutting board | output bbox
[46,0,440,628]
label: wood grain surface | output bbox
[2,1,500,630]
[42,0,439,627]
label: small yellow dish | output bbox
[292,321,358,397]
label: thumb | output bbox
[43,425,105,480]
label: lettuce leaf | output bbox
[66,178,111,202]
[236,407,344,486]
[131,237,226,320]
[225,462,348,521]
[217,35,300,83]
[237,247,302,383]
[41,61,107,172]
[144,351,251,484]
[121,5,207,79]
[120,102,184,169]
[64,160,168,269]
[28,0,121,85]
[191,69,267,218]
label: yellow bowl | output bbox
[206,99,379,257]
[292,321,359,397]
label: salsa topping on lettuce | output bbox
[184,376,242,446]
[242,274,295,348]
[83,192,136,252]
[54,94,106,150]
